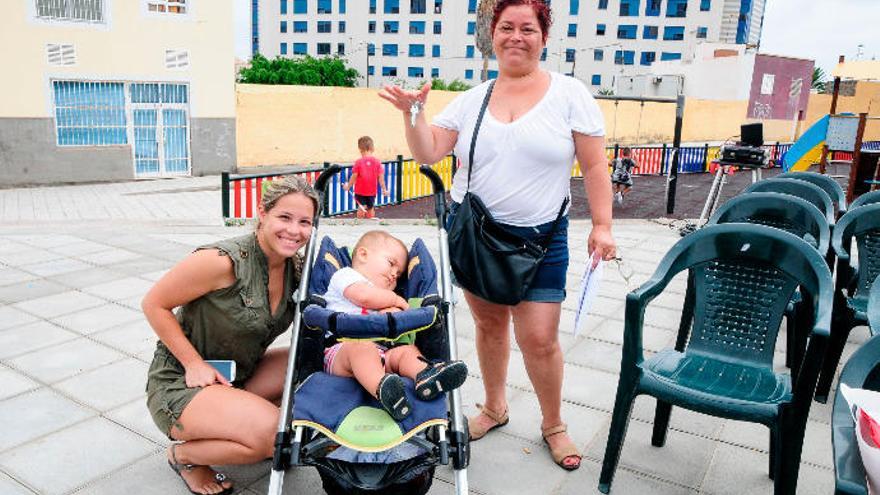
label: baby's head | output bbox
[621,147,632,158]
[358,136,374,155]
[351,230,408,290]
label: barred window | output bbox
[146,0,187,14]
[52,81,127,146]
[36,0,104,23]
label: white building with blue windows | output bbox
[251,0,765,92]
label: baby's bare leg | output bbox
[384,345,426,380]
[331,341,386,397]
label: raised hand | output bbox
[378,82,431,115]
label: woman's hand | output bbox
[184,360,232,388]
[588,225,616,268]
[378,82,431,114]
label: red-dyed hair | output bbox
[491,0,553,43]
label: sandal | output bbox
[167,443,234,495]
[467,403,509,441]
[542,423,582,471]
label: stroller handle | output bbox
[314,164,342,194]
[419,165,447,221]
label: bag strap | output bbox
[466,80,496,193]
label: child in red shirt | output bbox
[343,136,388,220]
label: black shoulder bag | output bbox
[447,80,568,305]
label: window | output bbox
[760,73,775,94]
[294,21,307,32]
[146,0,186,15]
[594,48,603,61]
[280,21,287,33]
[591,74,601,85]
[565,48,576,62]
[468,0,476,13]
[569,0,579,15]
[431,67,439,78]
[339,0,346,13]
[293,42,307,54]
[666,0,686,17]
[696,26,707,38]
[294,0,307,13]
[53,81,126,145]
[370,0,376,13]
[619,0,639,16]
[465,69,474,79]
[337,43,345,54]
[432,44,440,57]
[317,21,331,33]
[433,21,442,34]
[281,0,287,14]
[46,43,76,66]
[368,65,375,75]
[410,21,425,34]
[467,21,476,35]
[660,51,682,60]
[617,24,637,39]
[280,42,288,54]
[384,21,399,33]
[382,66,397,76]
[614,49,635,65]
[663,26,684,40]
[411,0,426,13]
[645,0,660,16]
[37,0,105,21]
[408,66,424,78]
[368,20,375,33]
[488,69,498,79]
[541,48,547,61]
[317,43,331,55]
[409,44,425,57]
[598,0,608,9]
[567,23,577,37]
[640,51,655,65]
[700,0,711,11]
[317,0,331,13]
[466,45,475,58]
[382,43,398,56]
[338,20,346,32]
[385,0,399,13]
[596,23,606,35]
[434,0,442,13]
[367,43,375,55]
[643,25,658,39]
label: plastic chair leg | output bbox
[774,418,808,495]
[768,426,778,480]
[598,380,639,494]
[814,313,852,403]
[784,308,796,369]
[651,400,673,447]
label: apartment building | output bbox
[253,0,765,93]
[1,0,236,185]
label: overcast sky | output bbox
[760,0,878,76]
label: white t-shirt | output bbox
[323,267,374,314]
[432,71,605,226]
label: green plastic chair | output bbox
[870,275,880,333]
[707,192,831,370]
[744,178,836,227]
[850,190,880,211]
[598,224,833,495]
[816,204,880,402]
[775,171,847,218]
[832,331,880,494]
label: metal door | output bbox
[130,83,190,177]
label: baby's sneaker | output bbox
[377,374,411,421]
[415,360,468,401]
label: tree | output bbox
[238,54,360,87]
[430,78,472,91]
[812,66,827,92]
[475,0,497,81]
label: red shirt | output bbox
[352,156,383,196]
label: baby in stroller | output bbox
[322,230,468,421]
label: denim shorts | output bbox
[446,201,569,303]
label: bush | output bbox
[239,54,360,87]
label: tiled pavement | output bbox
[0,178,868,494]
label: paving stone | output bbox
[0,268,38,287]
[0,279,70,305]
[0,388,94,451]
[140,269,170,282]
[82,277,153,301]
[12,290,106,319]
[104,398,169,445]
[555,457,697,495]
[0,417,156,495]
[0,320,78,360]
[716,418,833,469]
[51,303,143,335]
[7,337,124,384]
[105,257,174,277]
[18,235,85,249]
[591,317,675,353]
[505,391,610,450]
[0,471,34,495]
[18,258,91,277]
[566,337,624,374]
[461,431,569,495]
[78,249,142,266]
[73,452,182,495]
[47,265,129,290]
[563,364,621,412]
[245,460,325,494]
[700,443,834,494]
[46,239,114,256]
[0,249,64,267]
[91,318,158,359]
[0,305,37,330]
[54,358,149,412]
[630,395,726,439]
[0,366,40,400]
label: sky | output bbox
[760,0,879,76]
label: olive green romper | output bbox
[146,233,301,437]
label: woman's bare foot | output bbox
[167,445,233,495]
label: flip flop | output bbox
[542,423,582,471]
[468,403,509,441]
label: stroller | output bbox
[267,166,470,495]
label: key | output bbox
[409,100,423,128]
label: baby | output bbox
[322,230,467,420]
